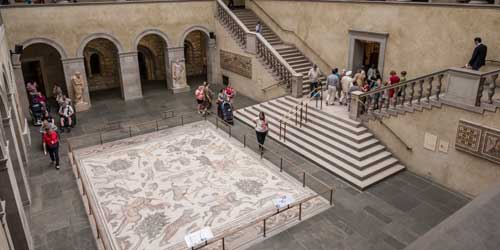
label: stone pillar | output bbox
[443,67,484,108]
[164,50,172,90]
[61,57,91,111]
[291,74,303,98]
[349,91,363,120]
[207,38,218,85]
[7,92,29,175]
[10,55,30,121]
[245,33,257,55]
[118,52,143,100]
[0,147,33,250]
[2,109,30,206]
[167,47,191,93]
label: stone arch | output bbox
[178,25,211,48]
[134,29,171,49]
[21,37,68,59]
[77,33,124,57]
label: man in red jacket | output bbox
[43,127,60,169]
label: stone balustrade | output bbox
[350,68,500,120]
[215,0,302,92]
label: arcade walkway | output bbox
[26,86,469,250]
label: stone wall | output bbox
[21,44,66,98]
[83,38,121,92]
[250,0,500,78]
[365,105,500,197]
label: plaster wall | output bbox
[365,105,500,197]
[0,1,215,57]
[215,21,286,102]
[252,0,500,79]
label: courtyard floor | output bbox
[26,81,470,250]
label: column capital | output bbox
[61,57,85,64]
[118,51,139,58]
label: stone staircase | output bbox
[234,96,405,189]
[232,9,326,95]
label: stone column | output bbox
[61,57,91,111]
[164,50,172,90]
[7,92,29,174]
[10,55,30,121]
[118,52,143,100]
[2,109,30,206]
[207,38,218,85]
[0,147,33,250]
[167,47,191,93]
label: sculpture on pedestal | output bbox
[172,59,186,88]
[71,71,90,111]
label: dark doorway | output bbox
[138,51,148,80]
[184,30,209,84]
[136,34,168,95]
[353,40,381,72]
[21,60,46,97]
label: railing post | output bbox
[243,135,246,148]
[295,106,298,126]
[427,76,434,102]
[488,74,498,104]
[299,103,303,127]
[299,203,302,221]
[284,123,287,142]
[280,157,283,172]
[222,237,225,250]
[129,127,132,137]
[305,103,308,122]
[330,189,334,206]
[263,219,267,237]
[216,117,218,129]
[279,120,282,140]
[156,120,159,131]
[436,74,444,101]
[229,125,232,138]
[99,133,103,145]
[181,115,184,126]
[302,172,306,187]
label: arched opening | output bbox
[183,30,208,86]
[136,34,168,95]
[20,43,67,104]
[83,38,122,101]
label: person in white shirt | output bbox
[255,21,262,34]
[58,102,74,132]
[307,65,322,97]
[340,71,353,105]
[254,111,269,151]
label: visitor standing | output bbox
[466,37,487,71]
[367,64,377,80]
[42,127,60,170]
[58,102,74,132]
[340,71,353,105]
[227,0,234,9]
[255,21,262,34]
[326,69,339,106]
[254,112,269,151]
[195,85,205,113]
[307,65,321,97]
[202,82,213,114]
[388,70,400,99]
[26,81,38,100]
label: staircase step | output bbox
[234,109,405,189]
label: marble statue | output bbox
[172,59,186,88]
[71,72,85,104]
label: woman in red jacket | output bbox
[43,127,60,169]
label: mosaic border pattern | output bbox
[455,120,500,164]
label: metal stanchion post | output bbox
[302,172,306,187]
[280,157,283,172]
[263,219,267,237]
[330,189,334,206]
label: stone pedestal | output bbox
[0,146,33,250]
[245,33,257,55]
[291,74,303,98]
[2,110,30,206]
[61,58,91,111]
[167,47,191,93]
[119,52,143,100]
[443,68,483,108]
[349,91,364,120]
[11,55,30,121]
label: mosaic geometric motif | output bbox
[455,120,500,164]
[220,50,252,79]
[74,122,327,250]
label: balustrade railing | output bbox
[350,68,500,120]
[215,0,302,91]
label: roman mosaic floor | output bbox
[72,121,329,250]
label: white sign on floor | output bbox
[274,195,295,209]
[184,227,214,248]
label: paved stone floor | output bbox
[26,80,470,250]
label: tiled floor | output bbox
[26,80,470,250]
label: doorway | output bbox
[353,40,380,72]
[21,61,46,97]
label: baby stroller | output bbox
[221,101,234,125]
[30,102,44,126]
